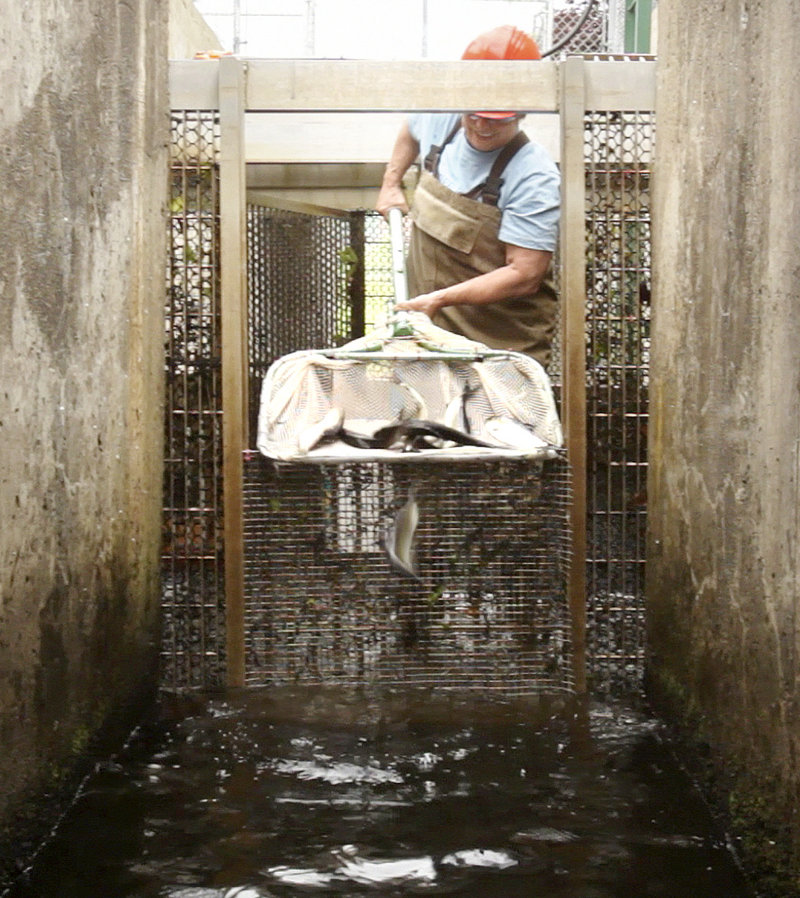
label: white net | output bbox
[257,312,563,463]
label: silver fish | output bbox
[370,419,494,452]
[302,416,496,454]
[511,826,579,845]
[391,374,428,421]
[485,415,548,452]
[383,487,421,581]
[443,382,478,434]
[371,418,493,452]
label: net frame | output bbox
[257,313,564,464]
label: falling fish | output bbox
[383,487,421,581]
[485,415,549,452]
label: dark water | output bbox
[7,688,753,898]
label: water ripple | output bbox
[262,758,404,785]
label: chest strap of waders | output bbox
[423,123,529,207]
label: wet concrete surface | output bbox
[5,688,754,897]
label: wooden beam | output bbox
[170,58,655,115]
[246,191,354,218]
[583,60,656,111]
[242,112,560,165]
[219,56,248,689]
[560,56,588,695]
[170,59,560,112]
[170,58,218,109]
[244,59,559,112]
[246,162,387,190]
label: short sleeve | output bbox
[497,144,561,252]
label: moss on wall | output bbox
[648,1,800,894]
[0,0,168,884]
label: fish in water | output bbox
[485,415,548,452]
[298,406,346,453]
[383,487,421,581]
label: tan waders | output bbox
[407,130,557,368]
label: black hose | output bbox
[541,0,599,58]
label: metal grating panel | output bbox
[584,109,653,691]
[162,110,225,690]
[363,211,404,331]
[242,455,573,695]
[164,99,655,695]
[551,0,611,59]
[247,204,358,442]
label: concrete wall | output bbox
[169,0,224,58]
[0,0,168,876]
[648,1,800,892]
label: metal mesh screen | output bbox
[242,455,573,695]
[584,108,653,691]
[164,97,654,695]
[247,204,358,443]
[163,110,225,690]
[363,210,408,331]
[551,0,610,59]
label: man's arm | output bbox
[396,244,553,317]
[376,121,420,216]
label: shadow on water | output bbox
[6,688,754,898]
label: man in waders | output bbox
[376,25,560,368]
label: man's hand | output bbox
[376,183,409,218]
[395,289,446,318]
[376,122,419,218]
[395,246,553,317]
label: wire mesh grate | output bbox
[363,211,406,331]
[163,97,654,695]
[551,0,611,59]
[163,110,225,690]
[242,455,573,695]
[584,108,652,692]
[247,204,357,443]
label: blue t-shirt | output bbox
[407,112,560,252]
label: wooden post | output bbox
[560,56,588,694]
[219,57,248,688]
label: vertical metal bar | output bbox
[560,56,588,694]
[219,58,248,688]
[603,113,614,600]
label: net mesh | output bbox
[243,454,573,695]
[257,312,563,463]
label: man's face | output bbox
[461,113,521,152]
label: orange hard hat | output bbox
[192,49,233,59]
[462,25,540,119]
[462,25,541,62]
